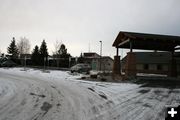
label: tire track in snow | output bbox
[0,69,179,120]
[0,72,65,120]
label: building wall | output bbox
[136,63,170,74]
[178,65,180,71]
[122,62,180,75]
[149,64,156,70]
[162,65,168,71]
[136,64,143,70]
[178,65,180,78]
[91,58,113,71]
[121,52,180,76]
[101,58,114,71]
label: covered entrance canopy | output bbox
[112,31,180,77]
[113,31,180,51]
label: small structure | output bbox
[84,52,100,58]
[19,54,32,66]
[83,52,114,71]
[121,52,180,76]
[112,31,180,78]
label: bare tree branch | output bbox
[17,37,31,55]
[53,40,61,55]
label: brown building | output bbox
[112,31,180,78]
[121,52,180,77]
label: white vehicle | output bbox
[70,64,91,73]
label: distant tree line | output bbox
[6,37,72,68]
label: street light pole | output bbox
[99,41,102,71]
[69,57,71,68]
[47,56,49,69]
[24,56,26,71]
[44,57,46,71]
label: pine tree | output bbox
[39,40,48,58]
[78,52,84,63]
[31,45,40,65]
[39,40,48,65]
[7,37,19,59]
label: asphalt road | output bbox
[0,70,180,120]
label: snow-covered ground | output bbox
[0,68,179,120]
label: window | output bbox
[157,64,162,70]
[144,64,149,70]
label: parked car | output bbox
[70,64,91,73]
[1,59,16,67]
[0,57,8,67]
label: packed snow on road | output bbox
[0,68,179,120]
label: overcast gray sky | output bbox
[0,0,180,57]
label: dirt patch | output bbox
[30,92,46,98]
[88,87,95,92]
[57,103,61,107]
[135,101,142,104]
[36,98,39,103]
[138,89,150,94]
[154,90,163,95]
[143,103,152,108]
[40,102,52,113]
[51,85,56,88]
[96,84,106,88]
[99,94,107,100]
[88,87,108,100]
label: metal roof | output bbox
[113,31,180,51]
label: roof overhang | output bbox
[113,31,180,51]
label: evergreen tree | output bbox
[7,37,19,59]
[39,40,48,65]
[78,52,84,63]
[31,45,40,65]
[39,40,48,58]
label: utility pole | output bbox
[24,56,26,71]
[47,56,49,69]
[69,57,71,68]
[99,41,102,71]
[44,57,46,71]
